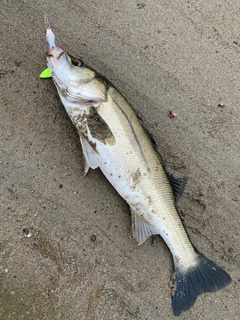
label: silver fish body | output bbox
[45,28,231,316]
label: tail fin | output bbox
[171,252,231,316]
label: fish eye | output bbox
[72,59,82,67]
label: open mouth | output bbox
[46,51,65,59]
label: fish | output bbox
[44,28,231,316]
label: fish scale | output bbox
[43,28,231,316]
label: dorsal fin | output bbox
[166,173,187,202]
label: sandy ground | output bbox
[1,1,240,319]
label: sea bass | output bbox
[44,28,231,316]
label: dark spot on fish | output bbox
[87,107,115,145]
[131,168,142,185]
[147,195,152,203]
[71,112,97,152]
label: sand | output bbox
[0,1,239,319]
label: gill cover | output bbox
[65,53,107,102]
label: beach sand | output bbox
[0,1,239,319]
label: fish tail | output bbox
[171,251,231,316]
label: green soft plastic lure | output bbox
[39,67,52,78]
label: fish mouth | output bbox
[57,51,65,59]
[46,50,65,59]
[46,48,69,71]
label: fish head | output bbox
[46,28,107,104]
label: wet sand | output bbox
[0,1,239,319]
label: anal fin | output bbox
[131,208,158,245]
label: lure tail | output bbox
[171,251,231,316]
[46,28,57,50]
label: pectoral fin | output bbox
[131,208,158,244]
[80,136,99,175]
